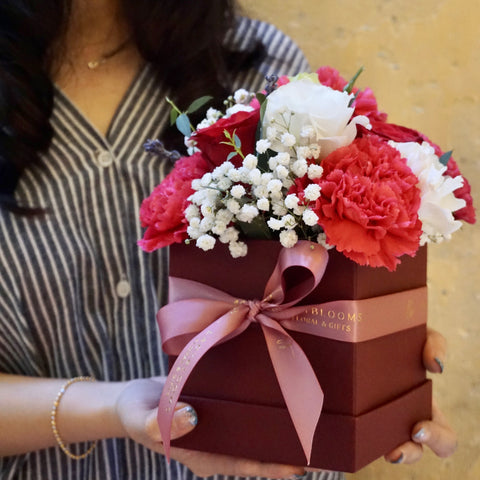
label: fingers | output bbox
[411,401,457,458]
[384,401,457,465]
[145,402,197,442]
[423,328,447,374]
[384,441,423,465]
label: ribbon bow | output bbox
[157,241,329,464]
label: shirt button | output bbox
[116,280,131,298]
[96,150,114,168]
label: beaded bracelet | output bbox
[51,376,97,460]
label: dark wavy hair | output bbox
[0,0,263,214]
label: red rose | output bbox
[192,109,260,168]
[313,136,422,271]
[138,153,210,252]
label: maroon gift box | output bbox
[165,241,432,472]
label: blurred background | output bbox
[239,1,480,478]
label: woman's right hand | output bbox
[115,377,305,479]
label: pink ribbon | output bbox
[156,241,427,464]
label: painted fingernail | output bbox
[413,427,427,441]
[176,405,198,427]
[390,452,404,464]
[434,357,444,373]
[291,473,308,480]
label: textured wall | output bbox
[239,1,480,479]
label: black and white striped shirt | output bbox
[0,17,344,480]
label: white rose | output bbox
[262,79,369,158]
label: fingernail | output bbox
[413,427,427,441]
[291,474,308,480]
[434,357,444,373]
[390,452,404,464]
[175,405,198,427]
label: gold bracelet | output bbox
[51,376,97,460]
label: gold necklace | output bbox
[87,38,131,70]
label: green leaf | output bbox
[256,93,266,105]
[186,95,214,114]
[237,216,273,240]
[439,150,453,166]
[227,151,238,161]
[259,96,268,124]
[233,133,242,149]
[169,108,179,126]
[343,66,364,94]
[176,113,192,137]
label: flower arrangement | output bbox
[139,67,475,271]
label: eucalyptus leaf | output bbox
[169,108,179,126]
[186,95,214,114]
[175,113,192,137]
[439,150,453,166]
[227,151,238,161]
[233,133,242,149]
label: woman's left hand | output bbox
[384,328,458,464]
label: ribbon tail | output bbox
[157,307,249,461]
[260,318,324,465]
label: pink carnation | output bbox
[313,136,422,271]
[138,153,210,252]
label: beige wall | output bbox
[240,1,480,479]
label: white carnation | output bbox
[390,141,466,243]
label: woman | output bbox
[0,0,456,479]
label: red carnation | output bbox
[313,136,422,271]
[138,153,210,252]
[192,109,260,168]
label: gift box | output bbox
[158,241,431,473]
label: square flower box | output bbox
[161,241,431,472]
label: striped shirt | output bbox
[0,17,344,480]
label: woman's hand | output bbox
[384,328,457,464]
[115,377,305,479]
